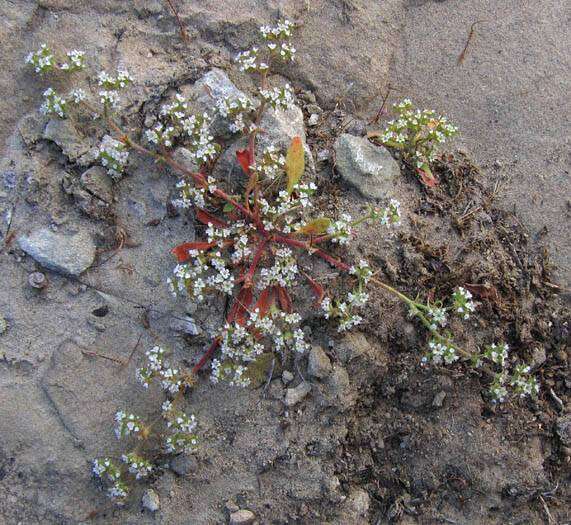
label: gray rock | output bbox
[308,113,320,126]
[556,414,571,446]
[282,370,294,384]
[432,391,447,408]
[259,105,306,151]
[308,345,332,379]
[169,315,199,335]
[142,488,160,512]
[336,332,371,364]
[322,365,354,410]
[80,166,114,203]
[333,134,400,199]
[43,119,90,162]
[530,346,546,368]
[170,454,198,477]
[225,500,240,513]
[229,509,255,525]
[172,147,199,174]
[18,228,96,276]
[191,68,252,138]
[285,382,311,407]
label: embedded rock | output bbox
[333,134,401,199]
[556,414,571,446]
[18,228,96,276]
[43,118,90,162]
[191,68,252,138]
[170,454,199,477]
[285,382,311,407]
[80,166,114,204]
[229,509,256,525]
[142,489,160,512]
[307,345,332,379]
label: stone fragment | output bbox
[43,118,90,161]
[307,345,332,379]
[80,166,114,203]
[285,382,311,407]
[18,228,95,276]
[308,113,320,126]
[556,414,571,446]
[282,370,294,384]
[142,488,160,512]
[170,454,198,477]
[229,509,255,525]
[333,133,400,199]
[432,391,447,408]
[191,69,252,138]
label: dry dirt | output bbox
[0,1,570,524]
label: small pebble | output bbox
[28,272,48,289]
[308,113,320,126]
[282,370,294,384]
[225,500,240,513]
[170,454,198,477]
[285,382,311,407]
[142,488,160,512]
[307,345,332,379]
[432,391,447,408]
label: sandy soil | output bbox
[0,1,569,524]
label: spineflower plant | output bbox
[27,20,538,505]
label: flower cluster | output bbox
[236,19,296,72]
[181,113,220,165]
[327,213,353,245]
[92,458,128,504]
[145,122,176,147]
[40,88,67,118]
[452,287,476,320]
[26,44,54,73]
[259,84,295,111]
[136,345,186,395]
[215,95,257,134]
[114,411,144,439]
[98,135,129,178]
[121,452,153,480]
[212,309,309,386]
[98,69,132,109]
[259,248,298,288]
[60,49,86,71]
[164,412,199,454]
[252,145,286,180]
[322,260,372,332]
[378,98,458,174]
[423,339,459,365]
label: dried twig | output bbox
[458,20,488,65]
[164,0,189,43]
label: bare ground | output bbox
[0,1,570,524]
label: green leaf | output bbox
[285,136,305,194]
[297,217,332,235]
[223,202,235,213]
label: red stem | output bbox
[244,239,268,285]
[272,234,351,272]
[191,338,221,374]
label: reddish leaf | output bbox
[254,288,275,317]
[465,283,500,303]
[236,148,253,176]
[196,208,227,228]
[171,241,216,262]
[304,273,325,305]
[275,285,293,313]
[416,168,439,187]
[228,286,253,325]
